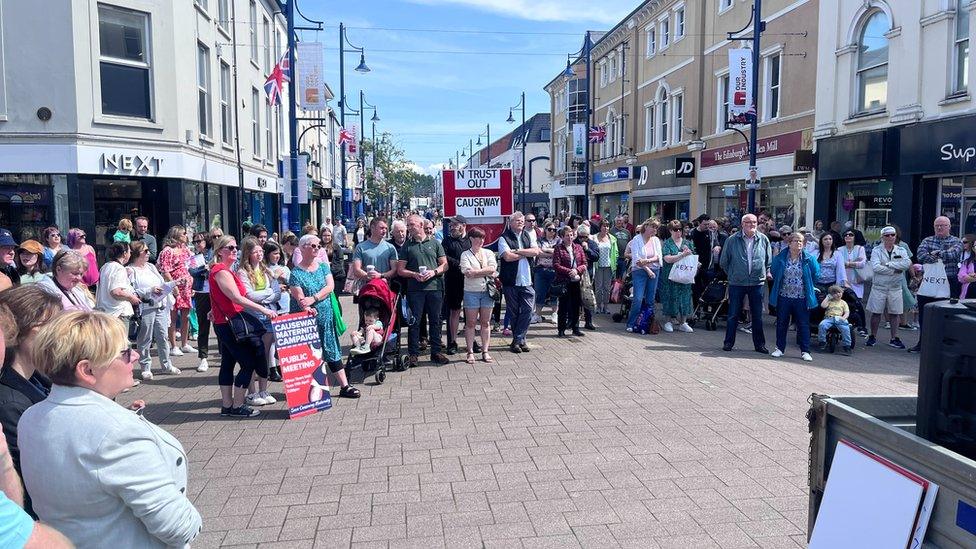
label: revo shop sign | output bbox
[442,168,514,218]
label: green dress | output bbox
[660,238,696,317]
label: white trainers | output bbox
[258,390,277,404]
[181,344,197,354]
[550,313,558,323]
[196,358,209,372]
[801,352,813,362]
[141,370,154,381]
[169,347,184,357]
[530,314,542,324]
[163,365,181,375]
[625,327,634,333]
[678,323,693,333]
[246,393,269,406]
[770,348,784,358]
[662,322,674,332]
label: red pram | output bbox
[344,278,402,384]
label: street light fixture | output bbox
[355,53,370,73]
[508,91,527,211]
[562,59,575,81]
[339,22,370,220]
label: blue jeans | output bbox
[724,285,767,350]
[503,285,535,344]
[775,296,811,353]
[818,317,852,346]
[627,267,659,329]
[533,268,556,305]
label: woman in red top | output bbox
[553,226,588,338]
[209,236,279,418]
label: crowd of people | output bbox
[0,205,964,548]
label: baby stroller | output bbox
[345,278,402,384]
[810,285,864,353]
[691,274,729,331]
[611,271,634,323]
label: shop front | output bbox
[632,154,694,223]
[699,130,812,229]
[0,174,69,242]
[590,166,634,220]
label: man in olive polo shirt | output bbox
[397,214,450,367]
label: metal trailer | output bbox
[806,394,976,547]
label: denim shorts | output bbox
[463,290,495,309]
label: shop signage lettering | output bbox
[101,153,164,175]
[674,157,696,178]
[701,131,803,168]
[940,143,976,164]
[257,177,269,189]
[593,166,631,183]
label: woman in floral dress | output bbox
[289,234,360,399]
[158,225,195,357]
[660,220,696,333]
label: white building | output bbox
[471,113,553,215]
[813,0,976,246]
[0,0,288,247]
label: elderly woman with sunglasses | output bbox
[18,311,202,549]
[37,250,94,312]
[839,230,868,299]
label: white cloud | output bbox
[423,162,450,176]
[405,0,635,24]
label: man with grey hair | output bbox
[498,212,541,353]
[866,225,912,349]
[719,213,773,353]
[908,216,962,352]
[397,214,450,366]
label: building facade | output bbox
[813,0,975,247]
[471,114,552,216]
[545,45,592,217]
[0,0,287,250]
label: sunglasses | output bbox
[193,239,205,244]
[546,227,556,231]
[118,348,137,364]
[304,244,321,249]
[78,233,86,238]
[526,219,537,222]
[222,245,238,251]
[844,233,855,237]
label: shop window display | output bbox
[835,179,892,244]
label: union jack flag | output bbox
[588,125,606,143]
[338,127,353,146]
[264,51,291,106]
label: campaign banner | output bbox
[296,42,326,111]
[271,312,332,419]
[347,125,359,155]
[728,48,753,117]
[572,123,586,162]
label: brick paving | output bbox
[117,296,920,548]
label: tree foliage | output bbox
[361,133,435,212]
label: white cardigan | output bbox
[627,234,663,272]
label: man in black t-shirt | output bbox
[397,215,449,367]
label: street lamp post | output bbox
[562,32,593,217]
[358,90,378,216]
[338,22,370,222]
[507,91,527,212]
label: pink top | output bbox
[958,260,975,298]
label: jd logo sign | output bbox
[674,157,696,178]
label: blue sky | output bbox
[302,0,637,174]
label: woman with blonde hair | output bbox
[625,218,663,333]
[37,250,93,312]
[18,311,202,548]
[236,237,279,406]
[157,225,195,356]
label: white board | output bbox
[810,440,925,549]
[454,196,502,217]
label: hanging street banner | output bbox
[572,123,586,162]
[441,168,514,242]
[279,157,310,204]
[347,124,359,156]
[296,42,325,111]
[728,48,754,118]
[271,312,332,419]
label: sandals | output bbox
[466,352,476,364]
[339,385,361,399]
[481,352,494,363]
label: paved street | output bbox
[118,297,920,548]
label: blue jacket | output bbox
[769,249,821,309]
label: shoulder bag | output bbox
[212,270,267,343]
[852,246,873,282]
[476,249,502,302]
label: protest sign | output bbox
[272,312,332,419]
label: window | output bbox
[719,0,733,12]
[600,60,608,87]
[719,74,730,131]
[197,44,211,137]
[955,5,970,93]
[647,27,656,57]
[249,1,258,63]
[609,55,617,82]
[262,16,271,74]
[251,88,260,157]
[217,0,229,32]
[675,6,686,39]
[219,61,231,144]
[97,4,152,119]
[764,54,781,120]
[195,0,208,11]
[265,100,273,160]
[660,19,670,49]
[856,10,889,113]
[644,105,655,150]
[658,90,669,148]
[673,93,684,143]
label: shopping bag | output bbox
[610,278,624,304]
[634,303,654,334]
[581,270,597,311]
[667,254,699,285]
[330,293,347,335]
[917,260,950,299]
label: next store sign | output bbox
[593,166,632,184]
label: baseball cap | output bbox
[779,225,793,233]
[881,226,897,236]
[0,228,16,247]
[450,215,469,225]
[17,239,43,255]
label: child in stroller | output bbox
[816,285,853,355]
[811,284,864,353]
[350,307,384,356]
[345,278,401,384]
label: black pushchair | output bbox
[691,274,729,331]
[344,278,402,384]
[611,271,634,323]
[810,285,864,353]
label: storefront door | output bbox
[93,179,143,254]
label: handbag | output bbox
[668,253,699,285]
[581,269,596,311]
[917,260,950,299]
[851,246,873,282]
[227,310,267,342]
[476,250,502,302]
[610,278,624,304]
[330,293,347,335]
